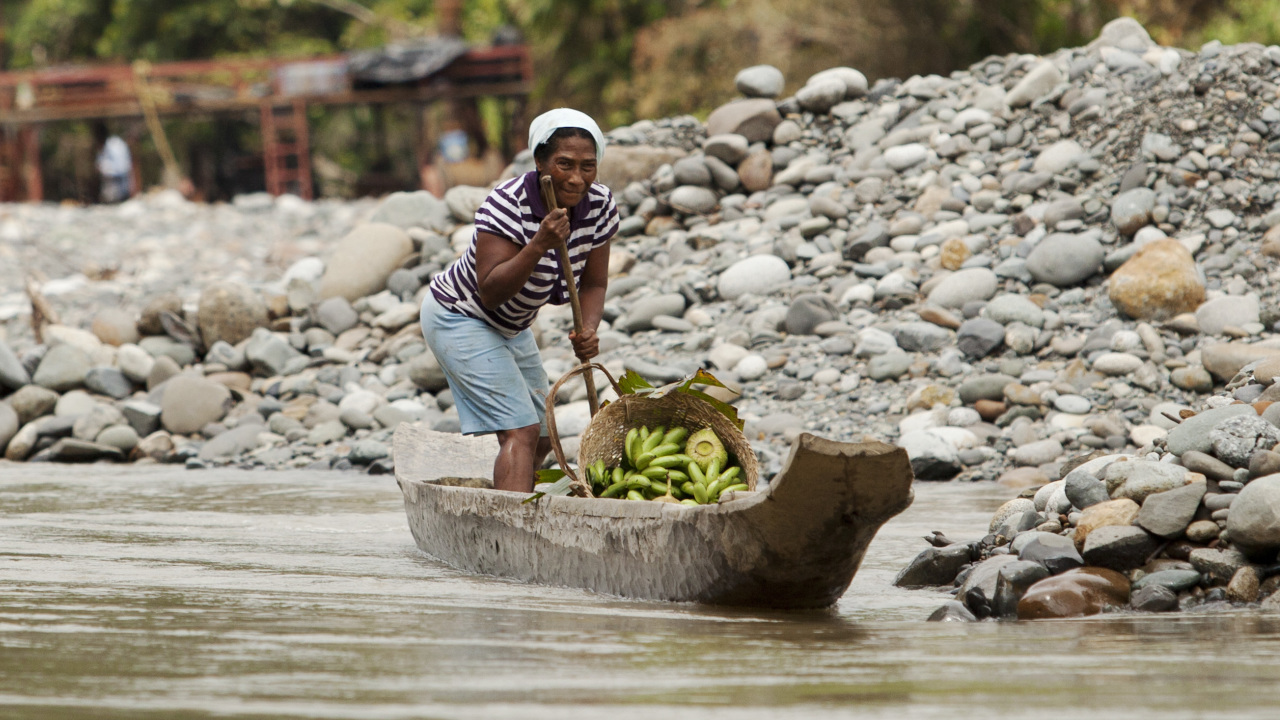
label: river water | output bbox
[2,463,1279,719]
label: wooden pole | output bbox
[540,174,599,416]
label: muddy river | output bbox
[2,463,1279,719]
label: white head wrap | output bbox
[528,108,606,162]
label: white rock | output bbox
[717,255,791,301]
[733,354,769,381]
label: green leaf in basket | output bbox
[683,388,744,431]
[617,370,654,396]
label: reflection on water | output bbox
[1,464,1278,719]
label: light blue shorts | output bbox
[420,294,549,436]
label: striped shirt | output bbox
[429,171,620,338]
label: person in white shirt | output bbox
[93,123,132,203]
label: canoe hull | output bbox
[395,425,914,608]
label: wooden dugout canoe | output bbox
[393,423,915,609]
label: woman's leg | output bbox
[494,423,542,492]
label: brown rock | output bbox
[1226,565,1261,604]
[737,150,774,193]
[974,399,1006,421]
[919,305,962,330]
[939,237,971,270]
[913,185,952,217]
[906,384,956,411]
[1003,383,1042,406]
[197,281,269,348]
[91,308,140,346]
[1261,223,1280,259]
[206,371,252,393]
[705,98,781,143]
[1201,343,1280,382]
[1107,239,1205,321]
[138,294,183,336]
[997,466,1050,489]
[1074,498,1141,550]
[1254,355,1280,385]
[1017,567,1131,619]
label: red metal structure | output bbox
[0,45,532,201]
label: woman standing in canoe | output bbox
[420,109,619,492]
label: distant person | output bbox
[92,123,132,203]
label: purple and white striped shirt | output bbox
[429,171,620,338]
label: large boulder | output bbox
[318,223,414,302]
[368,191,453,233]
[717,255,791,301]
[598,146,687,192]
[197,281,269,348]
[160,374,232,435]
[1108,239,1204,321]
[705,99,782,143]
[1227,474,1280,558]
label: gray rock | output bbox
[867,351,912,382]
[348,439,390,464]
[705,99,782,143]
[807,67,868,98]
[245,328,306,377]
[992,560,1051,618]
[32,344,91,392]
[96,424,139,453]
[1018,534,1085,574]
[1006,60,1063,107]
[1196,295,1260,336]
[703,134,751,165]
[926,268,998,308]
[369,191,453,233]
[1180,450,1236,481]
[205,341,247,371]
[307,419,348,445]
[672,157,713,187]
[1211,415,1280,467]
[1081,525,1159,571]
[339,407,375,430]
[735,65,785,98]
[1188,547,1248,583]
[898,429,962,480]
[1132,568,1201,593]
[318,223,414,302]
[72,404,124,442]
[34,438,125,463]
[957,554,1019,618]
[1025,233,1104,287]
[443,185,488,224]
[1130,584,1178,612]
[1105,460,1191,503]
[983,294,1045,328]
[1166,404,1256,456]
[785,294,838,336]
[160,375,232,435]
[894,544,973,587]
[958,374,1016,403]
[316,296,360,336]
[669,185,718,214]
[84,367,133,400]
[197,281,268,348]
[198,424,266,460]
[1014,439,1063,467]
[621,293,687,333]
[717,255,791,301]
[0,341,31,390]
[893,322,952,353]
[116,344,155,383]
[1110,187,1157,235]
[1226,474,1280,557]
[956,318,1005,359]
[927,601,978,622]
[1064,468,1111,509]
[1137,481,1207,538]
[121,400,162,437]
[796,78,846,113]
[138,336,196,367]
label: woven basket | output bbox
[545,363,758,497]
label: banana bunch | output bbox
[583,424,747,505]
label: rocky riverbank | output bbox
[3,17,1280,490]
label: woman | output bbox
[420,109,618,493]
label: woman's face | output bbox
[537,136,597,209]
